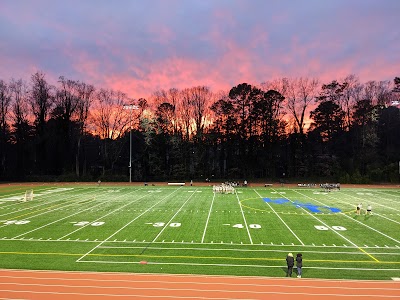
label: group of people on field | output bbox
[286,253,303,278]
[356,203,372,215]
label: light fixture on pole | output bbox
[123,102,139,183]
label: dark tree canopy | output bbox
[0,73,399,184]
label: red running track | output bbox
[0,269,399,300]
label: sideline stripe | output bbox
[236,191,253,244]
[80,259,400,272]
[359,247,380,262]
[2,250,400,264]
[201,191,215,243]
[253,189,304,246]
[1,288,398,299]
[3,274,400,290]
[293,190,381,262]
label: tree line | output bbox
[0,72,399,183]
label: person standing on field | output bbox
[296,253,303,278]
[286,253,294,277]
[356,203,362,215]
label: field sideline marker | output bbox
[201,190,215,243]
[254,189,304,246]
[293,189,381,262]
[1,248,391,264]
[235,191,253,244]
[76,187,183,262]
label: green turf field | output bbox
[0,184,399,280]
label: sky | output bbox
[0,0,399,99]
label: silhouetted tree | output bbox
[0,80,11,178]
[29,71,54,173]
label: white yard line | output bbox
[79,259,400,273]
[373,213,400,225]
[254,189,304,246]
[303,188,400,225]
[362,189,400,201]
[236,190,253,245]
[1,237,400,249]
[151,189,198,243]
[201,191,216,243]
[294,190,400,245]
[58,189,145,239]
[0,190,97,230]
[340,190,400,212]
[3,274,400,290]
[76,187,182,262]
[280,190,365,250]
[0,188,90,218]
[96,245,400,255]
[10,196,110,239]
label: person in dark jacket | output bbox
[296,253,303,278]
[286,253,294,277]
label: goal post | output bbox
[23,190,34,202]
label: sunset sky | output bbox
[1,0,399,99]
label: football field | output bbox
[0,184,399,280]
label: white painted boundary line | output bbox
[255,189,304,246]
[235,191,253,244]
[11,194,112,239]
[9,187,140,239]
[1,237,400,251]
[341,190,400,212]
[1,281,400,299]
[3,275,400,291]
[0,187,91,218]
[374,213,400,225]
[0,186,65,202]
[3,267,400,284]
[78,259,400,273]
[0,189,97,231]
[201,191,215,243]
[76,187,183,262]
[151,189,198,243]
[96,245,400,256]
[301,190,400,244]
[333,190,400,223]
[279,190,363,250]
[363,190,400,203]
[58,188,145,239]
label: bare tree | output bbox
[364,80,392,107]
[91,89,130,172]
[0,80,11,175]
[75,81,95,177]
[152,88,180,135]
[10,78,30,138]
[29,71,53,136]
[9,79,31,176]
[285,77,319,136]
[190,86,212,139]
[92,89,128,140]
[179,88,194,140]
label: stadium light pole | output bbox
[123,102,139,183]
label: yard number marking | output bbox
[233,224,261,229]
[152,222,181,227]
[3,220,30,225]
[315,225,347,231]
[73,221,105,226]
